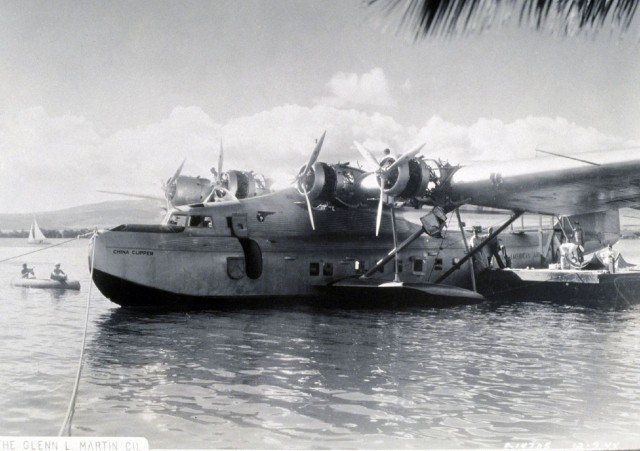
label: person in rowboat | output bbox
[21,263,35,279]
[50,263,68,283]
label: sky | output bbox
[1,0,639,213]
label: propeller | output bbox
[204,142,226,203]
[209,185,238,203]
[354,142,425,236]
[384,144,424,173]
[295,131,327,230]
[168,159,186,187]
[354,142,379,169]
[375,182,385,236]
[216,141,224,184]
[162,158,186,207]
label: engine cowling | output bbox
[297,162,373,207]
[221,170,270,199]
[169,176,212,206]
[380,157,432,199]
[223,170,255,199]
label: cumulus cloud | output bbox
[314,68,397,108]
[1,105,636,213]
[415,116,633,163]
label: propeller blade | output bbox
[385,143,425,174]
[203,186,215,203]
[353,141,380,169]
[217,142,224,184]
[214,186,238,203]
[375,181,385,236]
[204,185,239,203]
[301,131,326,179]
[302,186,316,230]
[168,159,186,186]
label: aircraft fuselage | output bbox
[90,188,617,308]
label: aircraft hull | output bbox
[92,267,485,309]
[89,222,556,309]
[89,224,480,308]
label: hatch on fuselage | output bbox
[165,206,264,281]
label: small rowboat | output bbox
[11,278,81,290]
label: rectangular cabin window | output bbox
[323,262,333,276]
[309,262,320,276]
[434,258,443,271]
[412,258,425,274]
[168,215,187,227]
[354,260,366,274]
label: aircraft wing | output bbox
[448,149,640,215]
[97,190,165,202]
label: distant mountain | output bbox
[2,200,638,233]
[0,200,163,231]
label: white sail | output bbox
[27,217,48,244]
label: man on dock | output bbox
[574,222,585,263]
[470,227,487,271]
[602,245,619,274]
[486,227,506,269]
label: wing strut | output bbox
[390,204,400,283]
[455,208,476,292]
[362,206,448,279]
[535,149,601,166]
[435,211,523,284]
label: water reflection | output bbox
[78,304,640,448]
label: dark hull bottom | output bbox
[92,269,481,310]
[93,268,640,310]
[477,270,640,309]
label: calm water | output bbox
[1,238,640,449]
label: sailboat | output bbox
[27,217,49,244]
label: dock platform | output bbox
[477,267,640,307]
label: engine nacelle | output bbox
[223,170,254,200]
[298,162,373,207]
[381,157,432,199]
[222,170,270,199]
[169,176,212,206]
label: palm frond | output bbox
[366,0,639,38]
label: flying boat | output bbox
[89,133,640,308]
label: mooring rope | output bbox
[0,231,95,264]
[58,230,97,437]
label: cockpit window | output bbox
[188,215,213,228]
[168,214,187,227]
